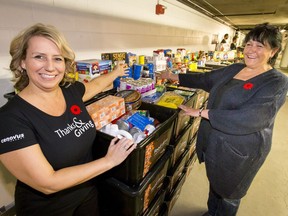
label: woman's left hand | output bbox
[178,104,199,117]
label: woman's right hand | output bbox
[157,69,179,82]
[105,137,136,167]
[159,69,171,80]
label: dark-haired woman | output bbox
[159,23,288,216]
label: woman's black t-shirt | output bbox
[0,82,97,215]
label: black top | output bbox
[230,42,237,50]
[178,63,288,199]
[0,82,97,215]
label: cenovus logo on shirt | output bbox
[1,133,25,144]
[54,117,95,138]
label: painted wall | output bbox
[0,0,234,207]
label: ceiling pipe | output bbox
[214,11,276,17]
[176,0,237,30]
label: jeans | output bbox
[207,186,241,216]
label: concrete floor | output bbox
[171,69,288,216]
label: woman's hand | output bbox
[178,104,199,117]
[157,69,179,82]
[104,137,136,167]
[160,69,171,80]
[179,105,209,119]
[113,63,129,77]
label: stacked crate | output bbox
[89,87,209,216]
[163,88,209,215]
[92,102,178,216]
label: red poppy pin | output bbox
[243,82,254,90]
[70,105,81,115]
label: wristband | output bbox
[199,107,204,117]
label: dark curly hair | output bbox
[243,23,282,66]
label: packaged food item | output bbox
[156,92,185,109]
[76,59,112,83]
[144,124,156,135]
[141,92,162,104]
[115,90,142,111]
[101,52,128,68]
[100,123,133,140]
[86,95,125,129]
[116,119,131,131]
[126,112,154,131]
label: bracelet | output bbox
[199,107,204,117]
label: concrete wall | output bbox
[0,0,234,207]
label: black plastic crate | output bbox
[184,151,198,178]
[164,172,186,214]
[142,188,166,216]
[186,134,197,159]
[194,89,208,109]
[98,149,172,216]
[169,123,191,167]
[93,102,177,186]
[158,204,168,216]
[166,150,189,193]
[167,88,198,140]
[188,116,201,142]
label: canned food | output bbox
[115,90,142,111]
[129,127,142,136]
[116,119,131,131]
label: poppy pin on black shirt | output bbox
[243,83,254,90]
[70,105,81,115]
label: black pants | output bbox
[15,181,100,216]
[73,187,100,216]
[207,186,241,216]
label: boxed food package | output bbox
[127,52,137,67]
[76,59,112,83]
[101,52,128,68]
[86,95,125,130]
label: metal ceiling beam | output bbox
[214,11,276,17]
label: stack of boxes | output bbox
[76,59,112,83]
[86,95,125,130]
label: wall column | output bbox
[280,33,288,68]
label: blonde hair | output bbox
[9,23,76,91]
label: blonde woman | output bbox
[0,23,136,216]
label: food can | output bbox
[129,127,142,136]
[115,90,142,111]
[116,119,131,131]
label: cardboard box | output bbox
[76,59,112,76]
[86,95,125,129]
[76,59,112,83]
[101,52,128,67]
